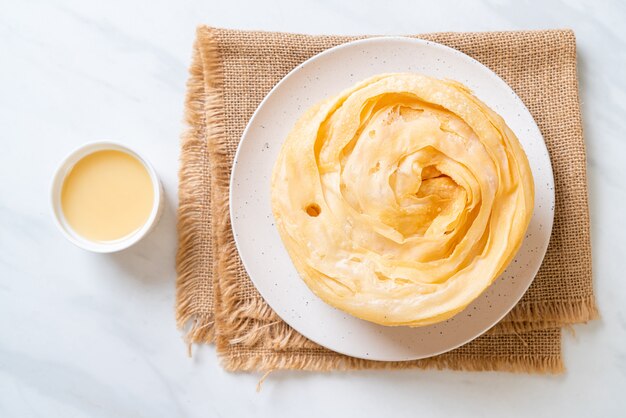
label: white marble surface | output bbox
[1,0,625,416]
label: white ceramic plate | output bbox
[230,37,554,361]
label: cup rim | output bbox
[50,141,163,253]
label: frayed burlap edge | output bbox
[503,295,598,329]
[224,351,564,374]
[176,28,227,345]
[203,294,592,335]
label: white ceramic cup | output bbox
[51,141,164,253]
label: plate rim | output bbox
[229,36,555,361]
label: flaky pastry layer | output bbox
[271,73,534,326]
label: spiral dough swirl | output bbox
[271,73,534,326]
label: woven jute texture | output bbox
[176,26,597,373]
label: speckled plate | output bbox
[230,37,554,361]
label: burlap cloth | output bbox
[176,26,597,373]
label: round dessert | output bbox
[271,73,534,327]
